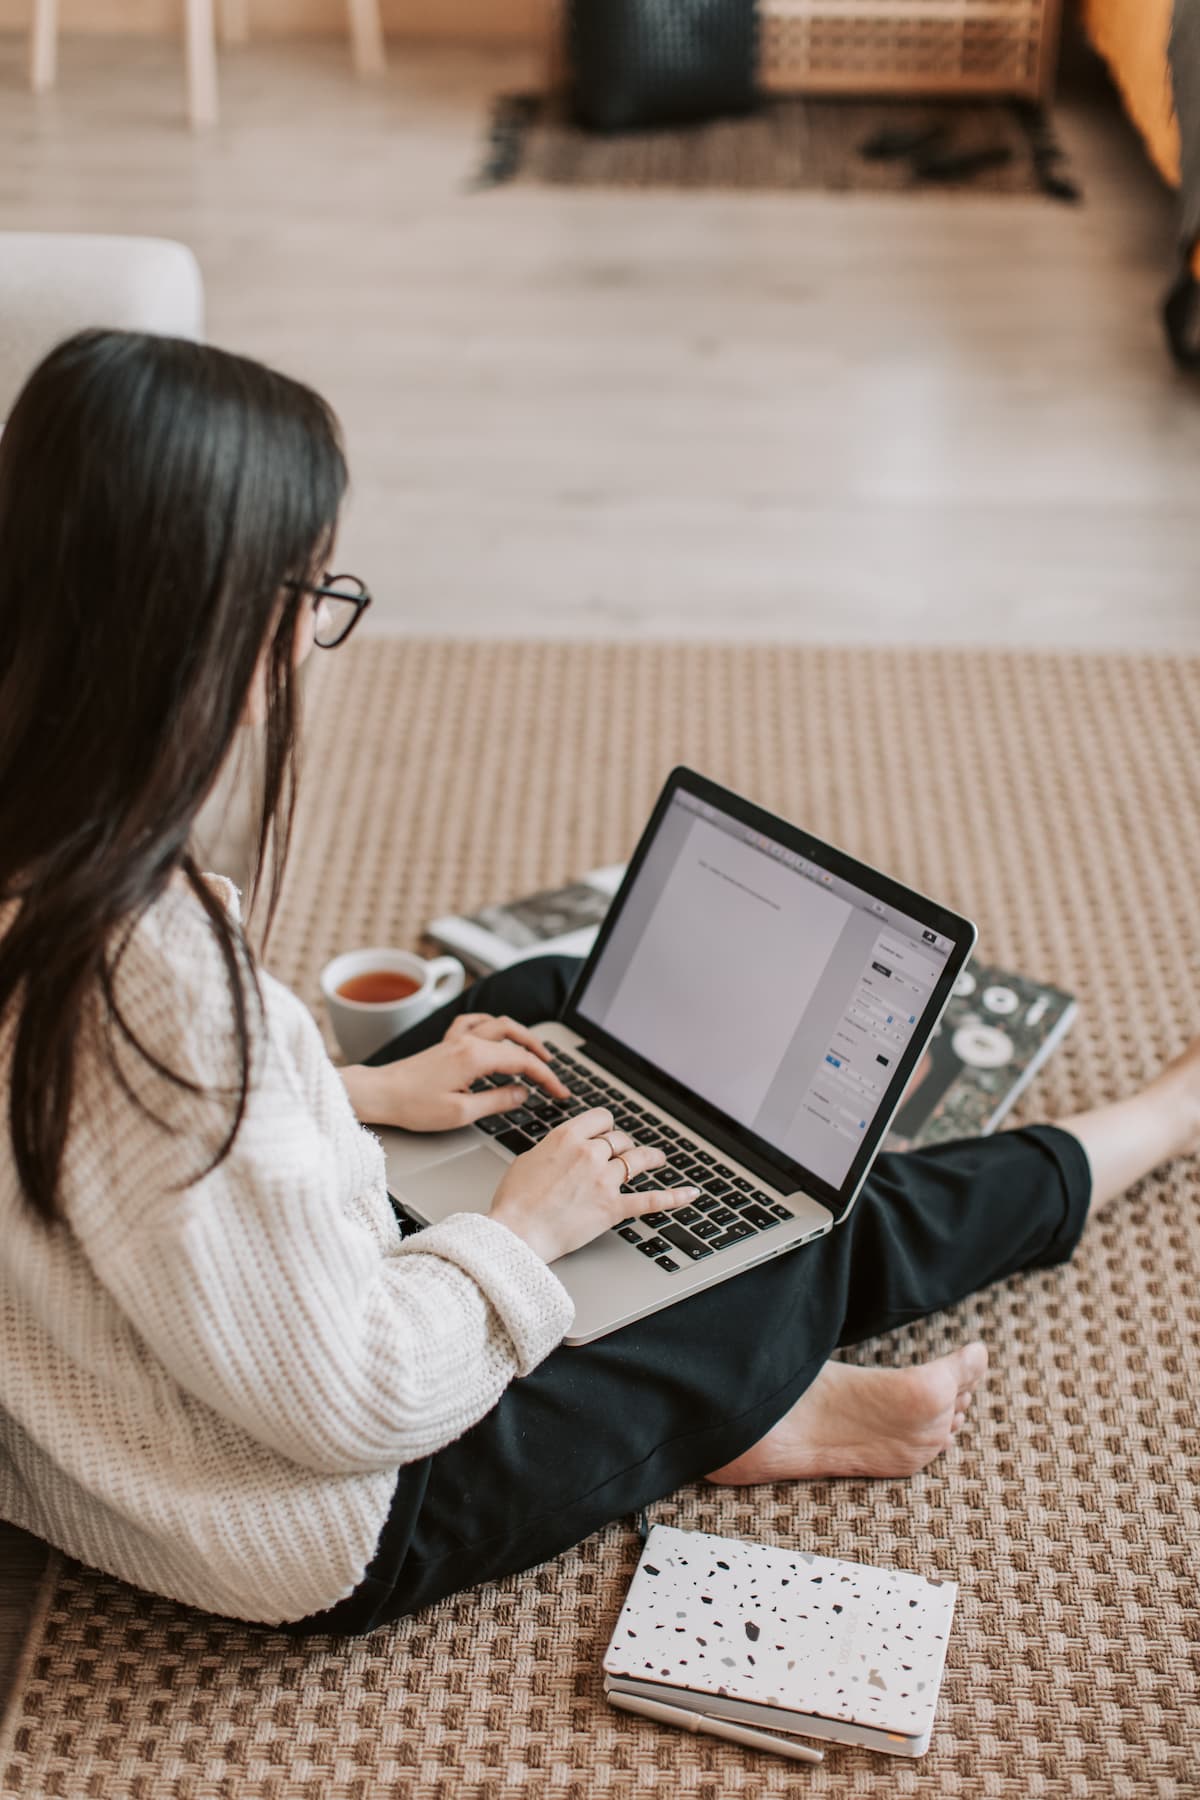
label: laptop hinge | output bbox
[579,1037,809,1200]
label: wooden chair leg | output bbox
[1036,0,1064,101]
[29,0,58,94]
[185,0,219,126]
[218,0,249,47]
[539,0,567,96]
[346,0,386,77]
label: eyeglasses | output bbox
[285,572,373,649]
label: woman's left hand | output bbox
[339,1013,572,1133]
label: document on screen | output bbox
[597,815,852,1125]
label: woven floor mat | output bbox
[479,94,1077,200]
[2,642,1198,1799]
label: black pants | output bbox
[286,955,1091,1637]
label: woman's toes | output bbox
[709,1346,986,1485]
[955,1340,988,1388]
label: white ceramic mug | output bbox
[320,946,467,1064]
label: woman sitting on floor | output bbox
[1,331,1197,1634]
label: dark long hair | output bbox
[0,329,347,1222]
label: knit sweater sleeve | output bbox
[67,915,575,1477]
[87,1165,573,1476]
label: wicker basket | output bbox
[760,0,1060,99]
[540,0,1062,103]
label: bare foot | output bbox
[706,1342,988,1484]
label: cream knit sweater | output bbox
[0,878,574,1624]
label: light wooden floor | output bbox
[0,33,1198,650]
[0,22,1198,1727]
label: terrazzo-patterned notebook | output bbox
[603,1525,957,1758]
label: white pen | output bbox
[608,1691,824,1765]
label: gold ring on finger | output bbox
[614,1152,631,1185]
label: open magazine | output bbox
[427,868,1076,1148]
[427,866,627,975]
[881,959,1075,1149]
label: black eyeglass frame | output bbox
[285,572,373,649]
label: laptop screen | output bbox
[567,778,969,1200]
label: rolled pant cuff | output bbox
[1012,1122,1093,1267]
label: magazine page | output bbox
[427,865,626,975]
[884,962,1076,1150]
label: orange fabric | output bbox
[1081,0,1179,187]
[1082,0,1200,274]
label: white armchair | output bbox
[0,231,257,894]
[0,231,204,420]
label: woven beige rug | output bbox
[2,641,1198,1799]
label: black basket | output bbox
[568,1,758,134]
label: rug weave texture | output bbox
[486,94,1057,196]
[2,641,1198,1799]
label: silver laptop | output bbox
[382,767,975,1345]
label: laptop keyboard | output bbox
[469,1047,795,1276]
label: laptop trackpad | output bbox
[393,1143,505,1226]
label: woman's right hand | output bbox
[487,1107,700,1265]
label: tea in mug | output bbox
[336,970,422,1005]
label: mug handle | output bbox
[426,956,467,1006]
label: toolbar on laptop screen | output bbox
[573,790,952,1188]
